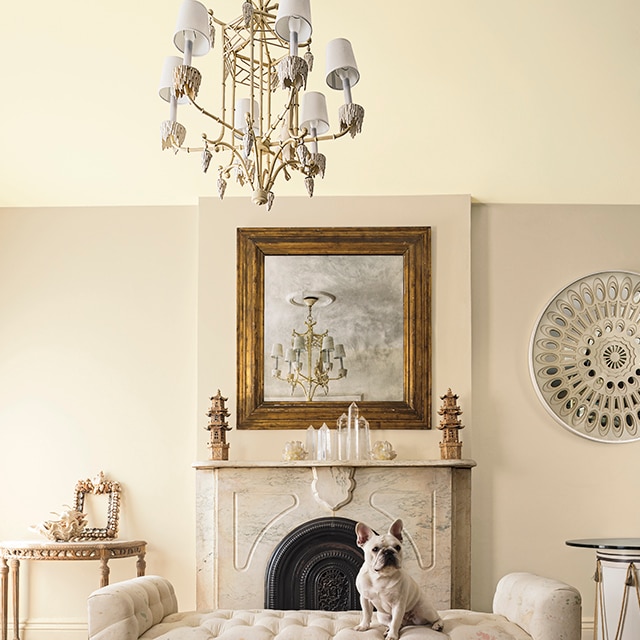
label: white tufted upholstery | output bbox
[491,572,582,640]
[88,575,178,640]
[87,573,581,640]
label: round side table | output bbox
[0,539,147,640]
[566,538,640,640]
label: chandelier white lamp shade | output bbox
[274,0,312,54]
[300,91,329,158]
[270,292,347,401]
[159,0,364,210]
[173,0,212,62]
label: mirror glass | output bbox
[264,254,404,402]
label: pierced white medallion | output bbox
[529,271,640,443]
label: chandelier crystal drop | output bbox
[159,0,365,210]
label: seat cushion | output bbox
[138,609,532,640]
[442,610,533,639]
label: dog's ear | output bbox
[389,519,404,542]
[356,522,375,547]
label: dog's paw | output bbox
[431,618,444,632]
[354,623,370,632]
[384,633,399,640]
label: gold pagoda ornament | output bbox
[437,388,464,460]
[205,390,231,460]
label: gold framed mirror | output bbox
[237,227,431,430]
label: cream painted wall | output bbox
[0,206,199,638]
[1,1,639,207]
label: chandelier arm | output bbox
[209,12,225,27]
[188,97,239,136]
[202,138,242,160]
[283,370,312,401]
[190,95,264,174]
[263,154,301,192]
[256,134,294,188]
[261,87,299,144]
[286,368,345,391]
[295,381,312,401]
[306,128,352,144]
[251,135,264,193]
[260,105,310,191]
[266,125,350,153]
[202,137,257,188]
[164,139,206,153]
[229,146,258,189]
[181,144,206,153]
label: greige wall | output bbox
[471,203,640,639]
[3,197,638,639]
[196,195,472,460]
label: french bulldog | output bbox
[355,519,444,640]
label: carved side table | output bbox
[0,539,146,640]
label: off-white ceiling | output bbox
[2,0,638,207]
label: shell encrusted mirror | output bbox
[529,270,640,443]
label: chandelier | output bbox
[270,292,347,401]
[159,0,364,210]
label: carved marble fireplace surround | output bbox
[194,460,475,612]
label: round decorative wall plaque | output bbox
[529,271,640,443]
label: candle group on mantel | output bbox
[306,402,371,461]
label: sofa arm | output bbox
[87,575,179,640]
[492,572,582,640]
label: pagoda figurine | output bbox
[205,390,231,460]
[437,388,464,460]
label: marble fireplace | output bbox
[194,460,475,612]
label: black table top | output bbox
[566,538,640,550]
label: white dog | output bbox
[355,519,444,640]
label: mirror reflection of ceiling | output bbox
[264,255,404,402]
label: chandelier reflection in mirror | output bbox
[270,291,347,401]
[159,0,364,210]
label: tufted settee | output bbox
[87,572,581,640]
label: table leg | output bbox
[8,560,19,640]
[136,552,146,577]
[99,556,110,589]
[1,558,8,640]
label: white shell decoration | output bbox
[282,440,308,461]
[30,507,88,541]
[370,440,397,460]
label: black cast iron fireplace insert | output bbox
[265,516,364,610]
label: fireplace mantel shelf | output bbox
[193,459,476,470]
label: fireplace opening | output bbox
[265,516,364,611]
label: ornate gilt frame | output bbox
[237,227,431,430]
